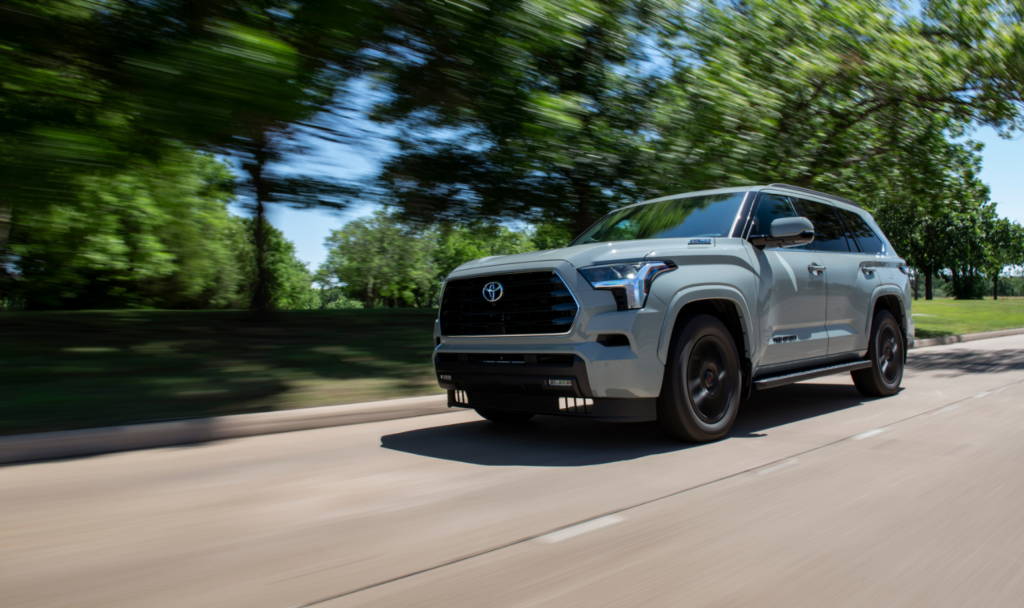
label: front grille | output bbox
[440,271,579,336]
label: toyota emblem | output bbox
[482,282,504,303]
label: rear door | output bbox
[748,193,828,366]
[793,198,879,356]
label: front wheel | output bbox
[474,409,535,423]
[658,314,741,443]
[851,310,904,397]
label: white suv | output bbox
[433,184,913,442]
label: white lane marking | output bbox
[992,386,1007,394]
[756,459,798,476]
[974,391,991,399]
[851,428,889,441]
[538,515,624,544]
[933,404,962,415]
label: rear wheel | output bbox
[658,314,741,443]
[851,310,904,397]
[474,409,535,423]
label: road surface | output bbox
[3,335,1024,607]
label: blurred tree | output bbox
[9,148,244,309]
[0,0,383,310]
[318,210,437,308]
[433,223,535,279]
[650,0,1024,211]
[373,0,664,234]
[235,216,319,310]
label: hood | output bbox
[450,240,671,275]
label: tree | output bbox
[649,0,1024,209]
[318,210,437,307]
[0,0,384,311]
[433,223,535,279]
[373,0,664,234]
[235,217,319,310]
[9,148,244,309]
[982,215,1024,300]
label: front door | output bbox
[749,193,829,366]
[793,198,880,355]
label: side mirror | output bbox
[749,217,815,249]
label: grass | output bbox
[0,309,443,436]
[3,300,1021,436]
[911,298,1024,339]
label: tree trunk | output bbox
[924,267,933,300]
[0,201,10,299]
[993,274,999,300]
[244,130,274,314]
[565,171,593,236]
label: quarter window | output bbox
[793,199,852,252]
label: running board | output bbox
[753,360,871,390]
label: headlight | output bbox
[578,261,676,310]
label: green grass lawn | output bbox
[0,309,443,435]
[911,298,1024,339]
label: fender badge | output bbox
[688,238,712,245]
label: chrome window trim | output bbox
[438,269,582,339]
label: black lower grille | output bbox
[440,271,579,336]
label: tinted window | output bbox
[750,194,797,237]
[793,199,851,252]
[836,208,885,254]
[572,193,746,245]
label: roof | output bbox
[634,184,862,210]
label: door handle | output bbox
[861,267,876,275]
[808,264,826,274]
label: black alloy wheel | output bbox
[852,309,904,397]
[658,313,741,442]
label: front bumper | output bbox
[433,259,669,422]
[434,352,656,422]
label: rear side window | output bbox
[793,199,852,252]
[836,208,885,254]
[750,194,797,237]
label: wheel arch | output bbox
[657,287,755,380]
[869,287,909,362]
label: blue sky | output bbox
[249,126,1024,270]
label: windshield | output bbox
[571,192,747,246]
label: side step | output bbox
[753,360,871,390]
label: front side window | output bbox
[571,193,747,246]
[750,194,798,239]
[836,208,885,254]
[793,199,852,252]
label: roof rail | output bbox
[767,183,861,209]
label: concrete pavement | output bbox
[2,335,1024,607]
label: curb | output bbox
[912,326,1024,349]
[0,394,449,466]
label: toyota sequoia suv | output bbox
[433,184,913,442]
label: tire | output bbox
[474,409,535,423]
[658,314,742,443]
[851,309,904,397]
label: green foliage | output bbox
[318,210,438,308]
[374,0,663,233]
[235,217,319,310]
[9,148,245,310]
[433,223,535,279]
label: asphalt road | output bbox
[3,335,1024,607]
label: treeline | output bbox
[3,0,1024,309]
